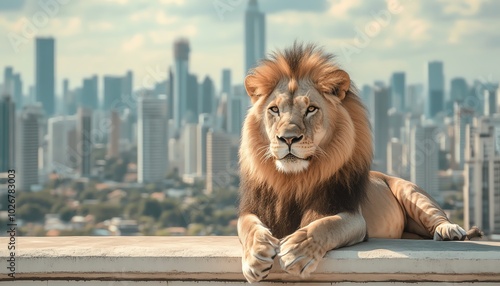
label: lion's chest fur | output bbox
[239,172,368,239]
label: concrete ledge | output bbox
[1,237,500,284]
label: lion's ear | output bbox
[244,75,260,104]
[331,70,350,100]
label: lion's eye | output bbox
[269,106,279,114]
[306,106,318,114]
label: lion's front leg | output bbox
[238,213,280,283]
[278,211,366,277]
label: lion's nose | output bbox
[277,135,303,146]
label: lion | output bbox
[237,43,480,283]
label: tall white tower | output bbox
[138,95,168,183]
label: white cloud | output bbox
[104,0,129,5]
[448,19,484,43]
[88,21,114,32]
[327,0,361,18]
[439,0,485,16]
[156,11,178,25]
[122,34,145,52]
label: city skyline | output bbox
[0,0,500,238]
[0,0,499,95]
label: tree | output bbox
[138,198,163,219]
[17,204,46,222]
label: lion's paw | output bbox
[278,228,325,277]
[242,227,279,283]
[434,223,467,241]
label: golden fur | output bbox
[240,43,371,223]
[237,43,476,283]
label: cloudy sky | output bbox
[0,0,498,96]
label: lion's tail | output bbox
[466,226,484,240]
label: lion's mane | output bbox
[238,43,373,238]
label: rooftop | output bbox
[1,236,500,284]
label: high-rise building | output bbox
[450,78,468,104]
[173,38,190,131]
[387,138,403,177]
[206,129,231,194]
[12,73,23,111]
[222,69,232,96]
[484,83,499,116]
[167,68,174,120]
[82,75,98,110]
[123,70,133,98]
[186,74,198,123]
[138,95,168,183]
[200,76,214,115]
[373,85,390,172]
[390,72,405,111]
[183,123,198,176]
[227,85,245,136]
[0,95,15,172]
[453,104,474,169]
[245,0,265,74]
[426,61,444,118]
[407,84,424,115]
[107,110,120,159]
[103,76,123,111]
[388,108,403,140]
[47,115,77,173]
[464,116,500,235]
[197,114,212,177]
[3,67,13,95]
[35,37,55,116]
[77,108,92,177]
[16,105,42,191]
[410,121,440,201]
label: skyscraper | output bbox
[484,83,499,116]
[200,76,214,115]
[138,95,168,183]
[245,0,265,74]
[3,67,13,96]
[35,37,55,116]
[227,85,245,136]
[77,107,92,177]
[222,69,232,96]
[410,121,440,201]
[464,116,500,235]
[453,104,474,169]
[206,129,231,194]
[82,75,98,110]
[173,38,190,131]
[0,95,15,172]
[450,77,468,104]
[16,105,42,191]
[390,72,405,111]
[12,73,22,110]
[47,115,77,173]
[123,70,133,98]
[183,123,198,176]
[373,85,390,172]
[426,61,444,118]
[103,76,123,111]
[197,114,212,177]
[186,74,199,123]
[107,110,120,159]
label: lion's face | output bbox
[263,80,332,173]
[241,43,371,185]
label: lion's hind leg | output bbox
[375,172,468,241]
